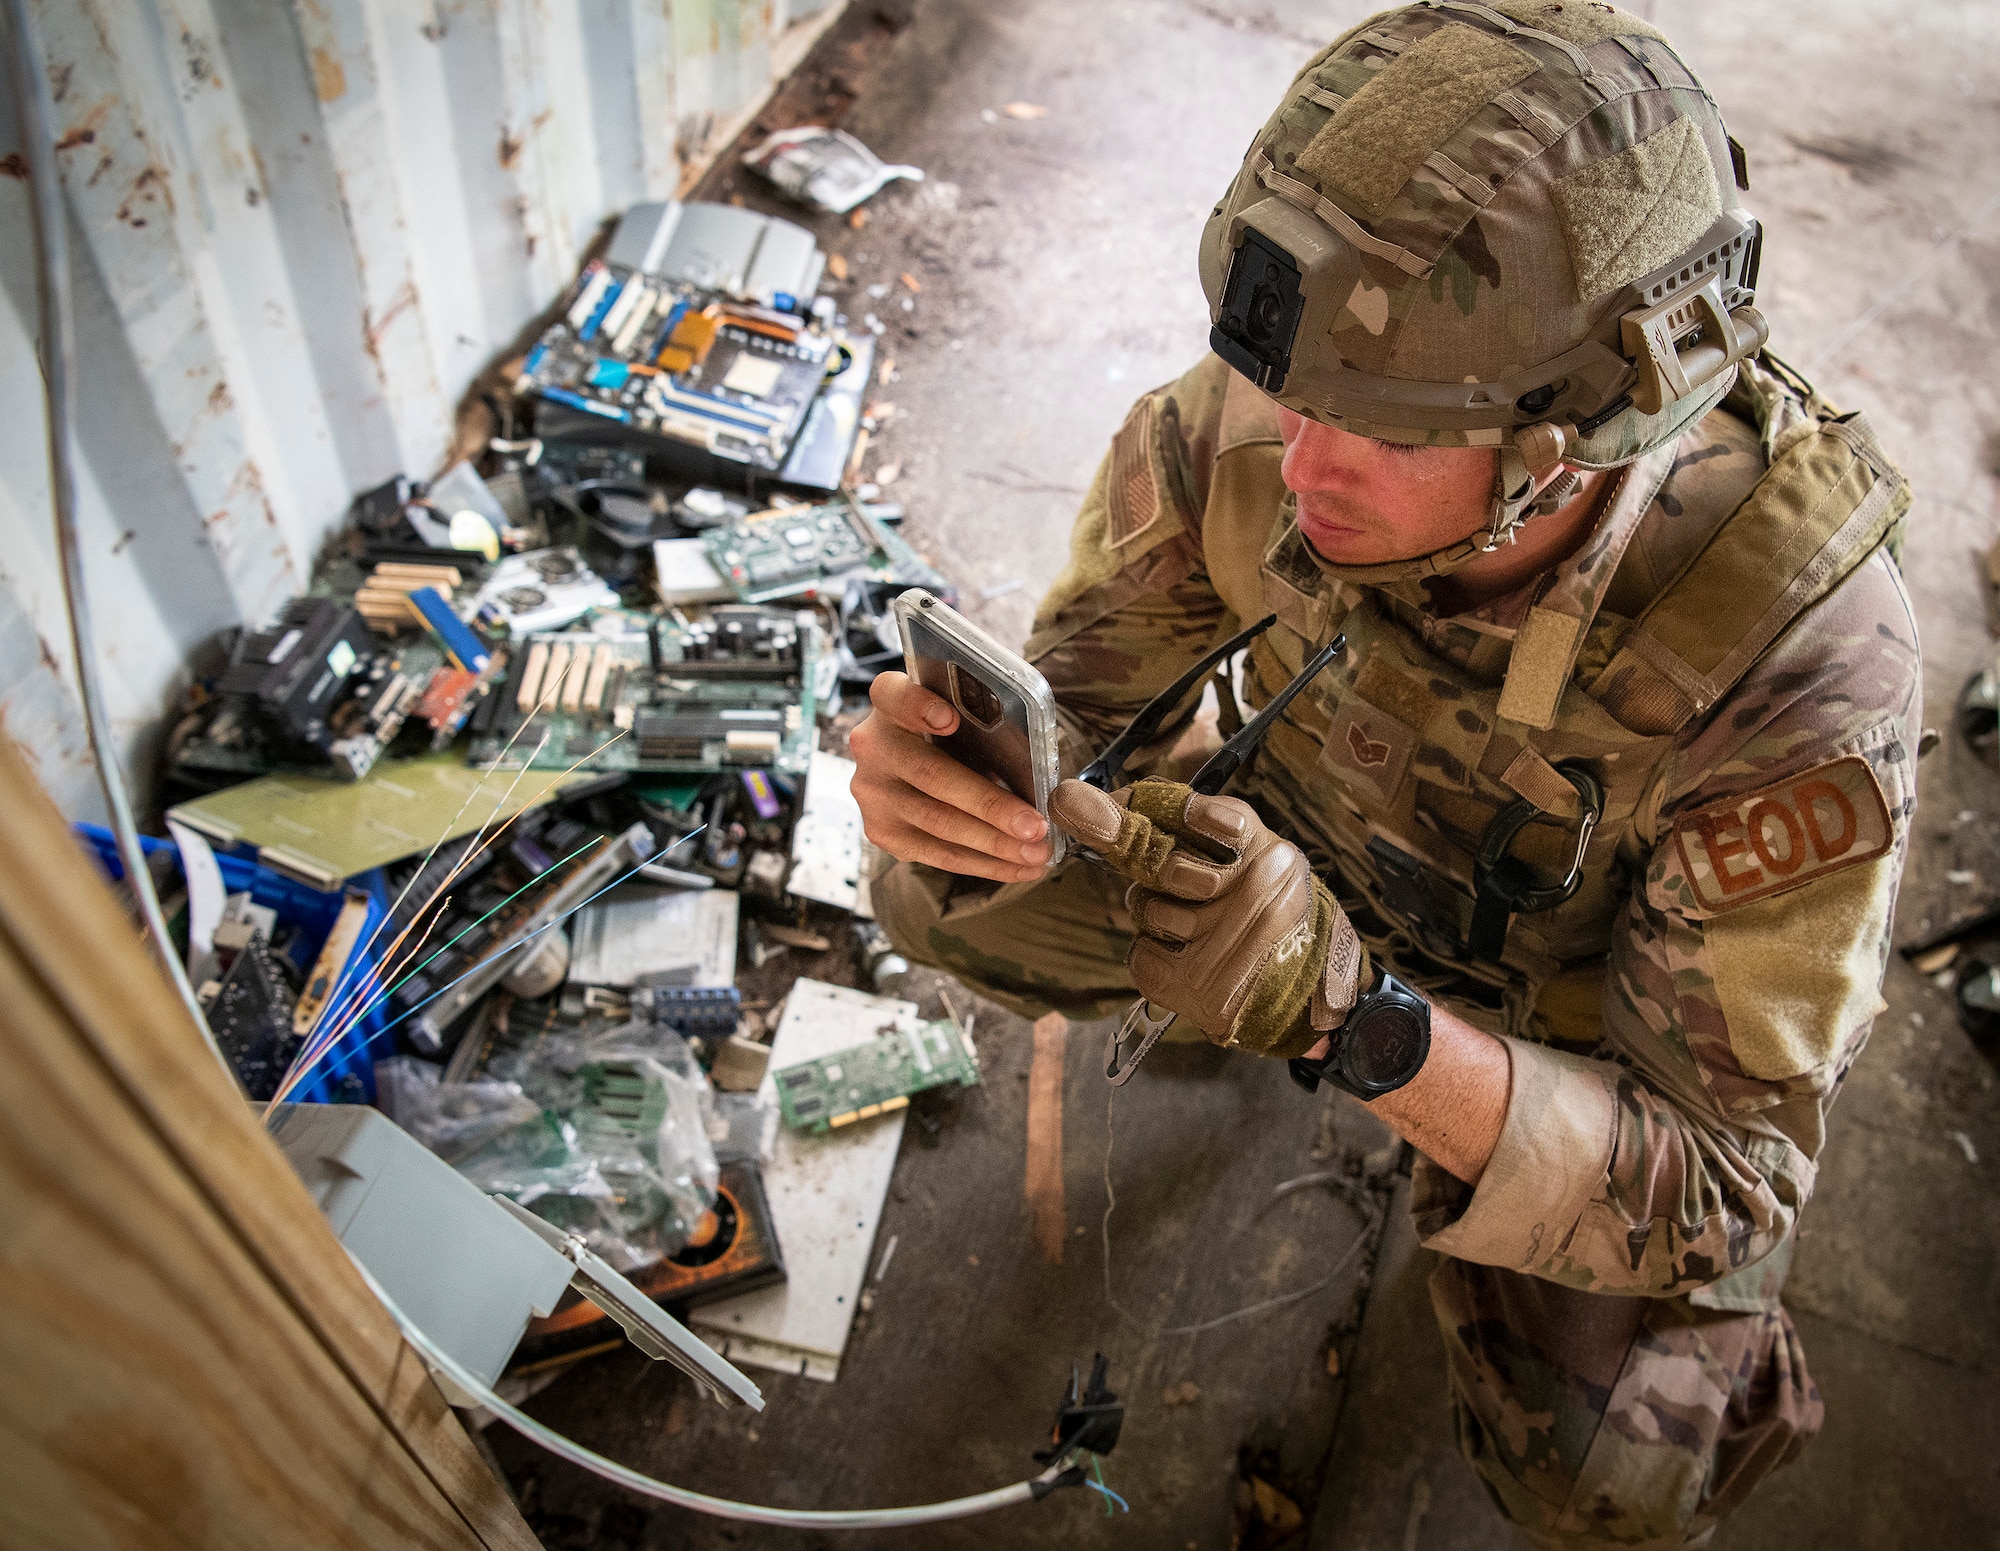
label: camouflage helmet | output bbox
[1199,0,1769,577]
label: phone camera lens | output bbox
[949,664,1006,730]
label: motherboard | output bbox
[173,556,504,787]
[203,934,302,1101]
[174,624,500,785]
[467,606,820,778]
[521,260,843,476]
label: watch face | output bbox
[1347,1002,1426,1090]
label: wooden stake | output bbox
[1026,1012,1068,1264]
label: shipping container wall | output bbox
[0,0,839,819]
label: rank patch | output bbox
[1668,755,1892,914]
[1321,698,1415,803]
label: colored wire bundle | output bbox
[1088,1455,1130,1515]
[265,823,698,1118]
[264,637,645,1109]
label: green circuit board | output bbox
[773,1015,980,1134]
[703,499,947,603]
[467,609,820,778]
[165,751,579,890]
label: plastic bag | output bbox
[449,1022,721,1271]
[374,1055,543,1165]
[449,1110,646,1268]
[575,1020,720,1208]
[742,126,923,215]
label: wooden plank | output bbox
[0,734,538,1551]
[1025,1013,1068,1263]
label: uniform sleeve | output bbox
[1024,358,1233,777]
[1413,551,1922,1299]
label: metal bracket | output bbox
[1103,999,1179,1086]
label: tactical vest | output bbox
[1194,355,1910,1044]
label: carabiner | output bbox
[1467,760,1604,961]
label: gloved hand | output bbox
[1047,778,1366,1058]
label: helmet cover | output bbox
[1199,0,1769,570]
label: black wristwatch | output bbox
[1287,967,1431,1100]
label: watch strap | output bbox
[1309,909,1367,1032]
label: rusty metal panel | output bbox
[0,0,844,816]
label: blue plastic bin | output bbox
[76,822,388,1102]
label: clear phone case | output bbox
[893,589,1065,867]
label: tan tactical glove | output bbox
[1048,778,1366,1058]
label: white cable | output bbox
[5,0,225,1072]
[345,1253,1067,1528]
[1104,1083,1380,1337]
[1159,1171,1378,1335]
[1101,1085,1134,1322]
[1160,1226,1370,1336]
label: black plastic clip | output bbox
[1185,633,1345,796]
[1035,1353,1123,1469]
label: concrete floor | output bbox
[491,2,2000,1545]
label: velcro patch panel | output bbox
[1107,396,1163,547]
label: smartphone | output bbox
[893,588,1066,867]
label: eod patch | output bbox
[1667,755,1893,914]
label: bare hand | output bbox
[848,671,1052,883]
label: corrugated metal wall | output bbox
[0,0,840,818]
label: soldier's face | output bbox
[1277,410,1498,565]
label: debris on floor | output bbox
[743,126,924,215]
[692,978,952,1381]
[48,0,1999,1542]
[78,193,984,1414]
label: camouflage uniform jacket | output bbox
[1025,352,1920,1311]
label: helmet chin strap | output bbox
[1309,448,1589,588]
[1481,443,1540,551]
[1480,444,1587,546]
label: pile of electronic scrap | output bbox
[111,196,977,1392]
